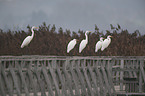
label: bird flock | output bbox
[21,26,112,54]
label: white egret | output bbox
[95,37,104,52]
[67,39,77,53]
[21,26,39,48]
[101,35,112,51]
[79,31,91,53]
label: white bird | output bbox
[101,35,112,51]
[21,26,39,48]
[79,31,91,53]
[67,39,77,53]
[95,37,104,52]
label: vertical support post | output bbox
[106,60,116,95]
[52,60,56,69]
[64,58,69,71]
[139,59,145,92]
[139,66,142,92]
[120,59,124,90]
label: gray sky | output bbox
[0,0,145,34]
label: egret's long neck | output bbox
[85,33,88,42]
[31,27,34,37]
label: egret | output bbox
[101,35,112,51]
[21,26,39,48]
[95,37,104,52]
[79,31,91,53]
[67,39,77,53]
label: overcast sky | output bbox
[0,0,145,34]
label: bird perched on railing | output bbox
[95,37,104,52]
[67,39,78,53]
[101,35,112,51]
[21,26,39,48]
[79,31,91,53]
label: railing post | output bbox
[139,69,143,92]
[139,58,145,92]
[120,59,124,90]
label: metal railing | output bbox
[0,56,145,96]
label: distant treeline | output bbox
[0,23,145,56]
